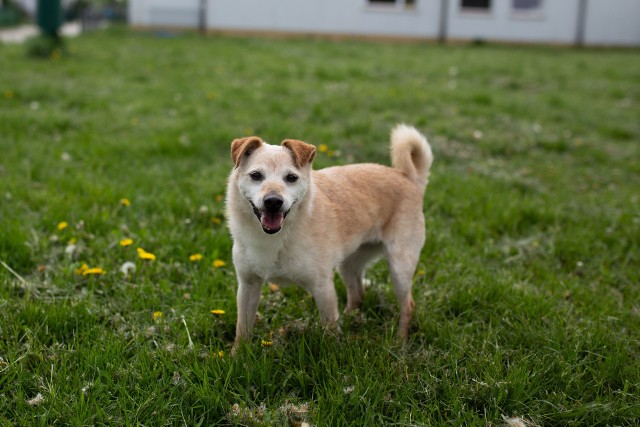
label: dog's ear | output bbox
[281,139,316,168]
[231,136,263,168]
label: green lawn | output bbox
[1,28,639,425]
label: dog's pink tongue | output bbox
[261,212,284,230]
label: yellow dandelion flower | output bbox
[82,267,105,276]
[137,248,156,261]
[152,311,163,321]
[318,144,328,153]
[213,259,226,268]
[189,253,203,262]
[119,198,131,207]
[139,252,156,261]
[261,340,273,347]
[119,238,133,247]
[210,309,225,315]
[74,263,89,275]
[58,221,68,231]
[268,283,280,292]
[217,350,224,358]
[50,49,61,61]
[68,237,77,245]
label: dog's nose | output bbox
[263,195,284,212]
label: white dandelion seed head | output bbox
[120,261,136,277]
[64,243,77,257]
[27,393,45,406]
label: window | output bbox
[368,0,416,8]
[513,0,542,11]
[512,0,543,18]
[461,0,491,10]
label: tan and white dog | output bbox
[226,125,433,346]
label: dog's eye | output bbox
[285,173,298,183]
[249,171,263,181]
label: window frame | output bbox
[459,0,492,14]
[511,0,544,20]
[366,0,417,12]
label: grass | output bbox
[0,27,639,425]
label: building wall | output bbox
[584,0,640,46]
[207,0,440,38]
[129,0,200,27]
[128,0,640,46]
[446,0,581,44]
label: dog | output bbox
[226,125,433,347]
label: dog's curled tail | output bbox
[390,124,433,189]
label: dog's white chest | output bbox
[246,245,284,279]
[235,235,313,287]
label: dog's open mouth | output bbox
[260,211,284,234]
[251,202,289,234]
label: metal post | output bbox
[198,0,207,34]
[575,0,588,47]
[37,0,62,38]
[438,0,449,44]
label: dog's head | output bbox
[230,136,315,234]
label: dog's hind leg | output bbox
[338,243,383,312]
[385,245,419,341]
[384,229,424,341]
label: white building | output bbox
[128,0,640,47]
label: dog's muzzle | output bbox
[250,194,290,234]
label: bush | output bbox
[25,34,66,59]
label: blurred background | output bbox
[1,1,638,425]
[1,0,639,46]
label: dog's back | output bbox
[311,124,433,241]
[312,164,424,242]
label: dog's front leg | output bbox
[310,277,340,327]
[233,274,263,348]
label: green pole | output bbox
[37,0,63,38]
